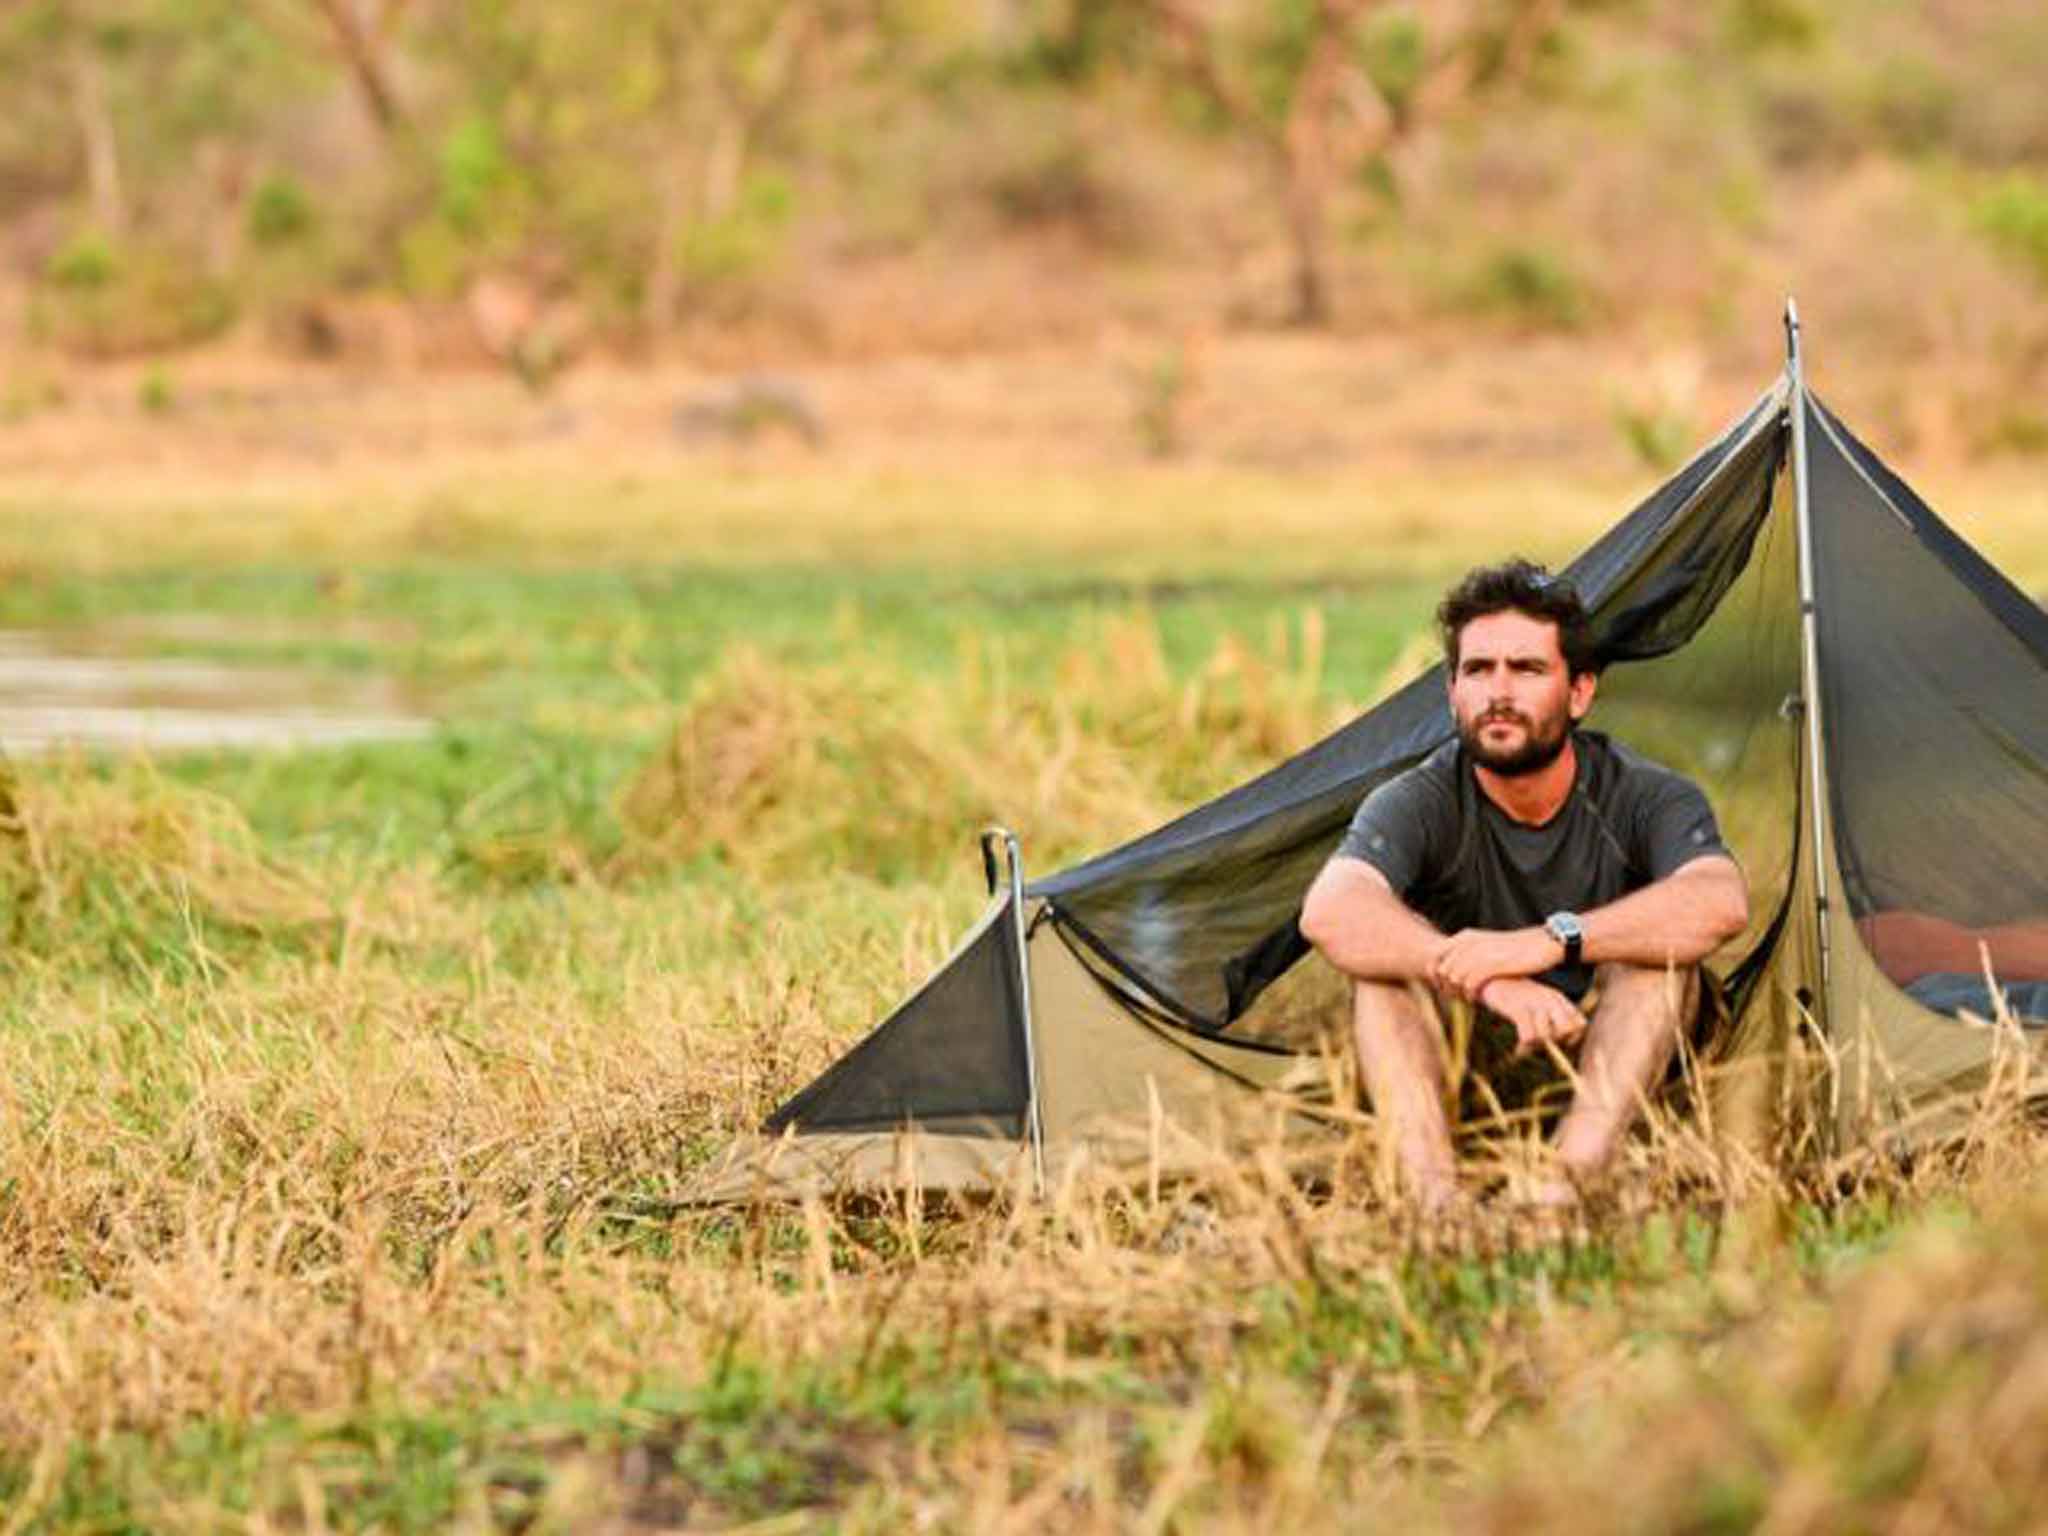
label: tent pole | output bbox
[1785,299,1834,1003]
[997,829,1049,1197]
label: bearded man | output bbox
[1300,560,1749,1208]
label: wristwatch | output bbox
[1544,910,1585,969]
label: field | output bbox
[4,345,2048,1532]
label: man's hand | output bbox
[1432,926,1561,1001]
[1478,977,1589,1059]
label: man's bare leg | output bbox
[1351,980,1459,1208]
[1551,962,1698,1183]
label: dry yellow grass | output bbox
[2,712,2044,1530]
[1,348,2044,1529]
[2,341,2042,582]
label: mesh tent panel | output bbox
[1585,464,1804,992]
[1806,399,2048,1017]
[763,897,1031,1136]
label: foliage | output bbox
[1974,173,2048,288]
[0,2,2042,360]
[45,230,120,290]
[244,173,314,247]
[31,240,235,356]
[1456,243,1589,331]
[136,361,176,414]
[1718,0,1822,55]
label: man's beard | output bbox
[1459,706,1572,777]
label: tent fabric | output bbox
[762,893,1031,1140]
[695,907,1320,1202]
[1033,384,1789,1032]
[1804,399,2048,966]
[702,346,2048,1202]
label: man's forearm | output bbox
[1580,860,1748,969]
[1302,860,1449,978]
[1326,898,1448,981]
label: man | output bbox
[1300,560,1749,1207]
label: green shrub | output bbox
[1972,408,2048,459]
[32,244,235,358]
[398,219,470,300]
[1459,244,1589,331]
[1861,58,1958,157]
[246,174,315,246]
[137,365,177,415]
[438,115,512,235]
[1720,0,1822,54]
[1612,399,1693,471]
[1974,174,2048,287]
[46,232,120,291]
[679,172,798,289]
[988,141,1104,229]
[1358,8,1427,115]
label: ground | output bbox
[1,337,2045,1531]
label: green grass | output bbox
[1,469,2044,1531]
[0,560,1443,872]
[0,1194,1917,1531]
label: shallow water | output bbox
[0,630,432,755]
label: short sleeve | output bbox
[1334,767,1447,897]
[1633,770,1732,881]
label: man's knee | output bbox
[1348,978,1446,1060]
[1351,976,1441,1023]
[1591,962,1699,1030]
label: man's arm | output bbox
[1433,855,1750,999]
[1579,854,1750,968]
[1300,856,1447,982]
[1305,857,1592,1056]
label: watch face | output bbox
[1549,912,1582,942]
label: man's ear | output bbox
[1568,668,1598,721]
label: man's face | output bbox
[1447,610,1596,776]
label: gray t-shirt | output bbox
[1334,730,1730,997]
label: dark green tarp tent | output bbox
[699,313,2048,1200]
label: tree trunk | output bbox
[701,106,748,221]
[1278,6,1357,328]
[1281,167,1331,328]
[313,0,404,136]
[68,41,125,235]
[643,150,691,338]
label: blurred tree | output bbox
[1140,0,1566,325]
[0,1,132,234]
[2,0,309,350]
[244,0,414,138]
[640,2,829,336]
[309,0,411,134]
[405,0,917,339]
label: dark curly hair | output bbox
[1437,559,1596,677]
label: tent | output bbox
[697,309,2048,1201]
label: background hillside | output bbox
[5,0,2048,462]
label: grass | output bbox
[1,449,2045,1530]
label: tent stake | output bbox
[1785,298,1835,1005]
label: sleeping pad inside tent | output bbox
[696,319,2048,1202]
